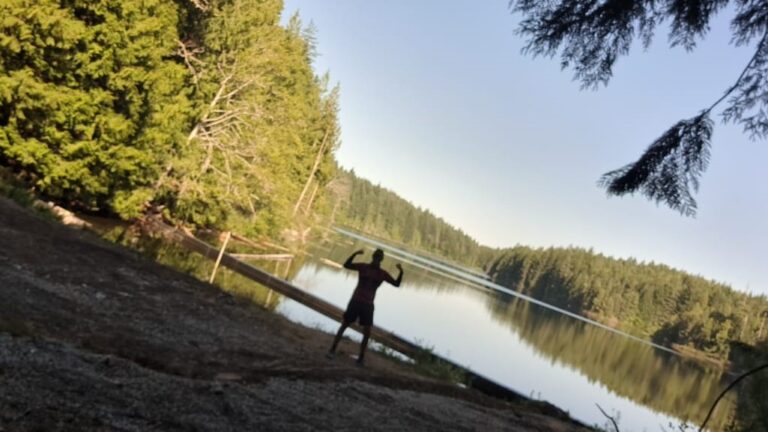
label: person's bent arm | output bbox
[344,249,364,270]
[386,264,404,287]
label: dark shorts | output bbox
[343,300,374,326]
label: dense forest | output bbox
[0,0,338,237]
[486,247,768,359]
[4,2,767,430]
[332,168,495,267]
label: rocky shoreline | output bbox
[0,198,590,431]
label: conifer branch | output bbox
[599,113,713,216]
[706,31,768,114]
[511,1,768,215]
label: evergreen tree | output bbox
[335,168,492,267]
[0,0,342,237]
[0,0,196,217]
[159,2,340,236]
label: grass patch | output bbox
[374,342,467,385]
[411,344,467,385]
[0,168,58,221]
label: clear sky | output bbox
[282,1,768,294]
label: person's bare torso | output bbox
[351,264,393,304]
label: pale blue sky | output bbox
[283,1,768,294]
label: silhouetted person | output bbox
[327,248,403,365]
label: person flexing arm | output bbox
[328,248,404,365]
[343,249,365,270]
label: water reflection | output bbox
[485,296,734,428]
[294,235,737,430]
[137,233,738,430]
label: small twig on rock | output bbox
[596,403,620,432]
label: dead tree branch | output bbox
[596,404,620,432]
[699,362,768,432]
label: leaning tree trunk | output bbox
[293,127,331,216]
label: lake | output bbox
[245,230,735,430]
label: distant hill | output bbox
[334,168,496,268]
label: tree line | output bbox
[332,168,495,267]
[486,247,768,359]
[0,0,339,238]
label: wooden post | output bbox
[265,260,280,307]
[265,288,274,307]
[209,231,232,284]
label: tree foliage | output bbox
[0,0,340,237]
[159,2,340,236]
[0,0,194,215]
[334,168,494,267]
[510,0,768,215]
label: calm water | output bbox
[272,231,734,431]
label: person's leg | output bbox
[329,321,349,354]
[356,303,374,364]
[330,300,358,356]
[357,325,371,364]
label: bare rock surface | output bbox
[0,198,591,431]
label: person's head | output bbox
[372,249,384,264]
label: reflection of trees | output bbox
[726,343,768,431]
[132,236,291,311]
[311,236,741,428]
[486,294,735,428]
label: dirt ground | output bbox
[0,197,592,431]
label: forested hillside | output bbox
[333,169,494,267]
[486,247,768,358]
[0,0,338,237]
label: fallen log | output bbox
[229,253,294,261]
[140,217,530,405]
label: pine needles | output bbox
[598,113,713,216]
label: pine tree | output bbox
[0,0,195,217]
[152,2,340,236]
